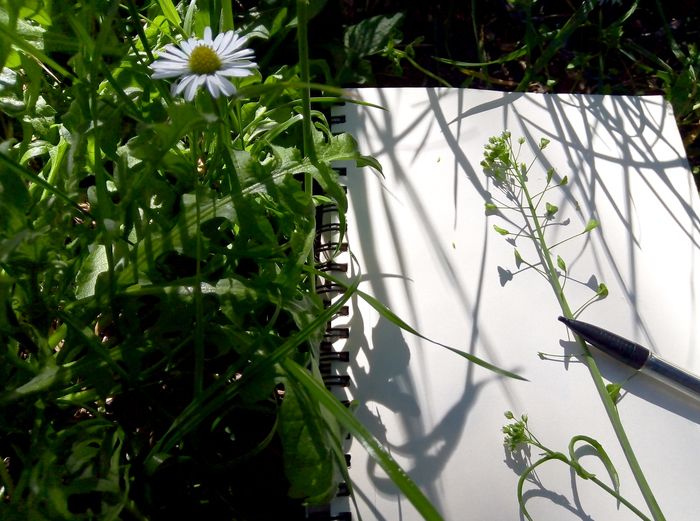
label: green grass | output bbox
[0,1,369,518]
[0,1,521,519]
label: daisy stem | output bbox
[190,130,205,398]
[234,99,244,150]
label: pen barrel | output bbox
[643,353,700,399]
[560,317,649,369]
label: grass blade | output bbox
[156,0,181,26]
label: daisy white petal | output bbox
[173,74,197,96]
[215,75,236,96]
[151,69,185,79]
[155,49,188,63]
[212,75,235,98]
[150,59,187,70]
[220,48,255,62]
[213,30,228,50]
[218,66,255,77]
[217,32,237,53]
[160,45,189,60]
[179,39,193,53]
[204,75,223,98]
[151,62,189,78]
[228,34,248,51]
[226,59,257,71]
[203,26,213,43]
[185,75,206,101]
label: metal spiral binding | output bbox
[307,161,353,521]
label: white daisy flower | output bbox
[150,27,257,101]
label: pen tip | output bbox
[558,316,570,325]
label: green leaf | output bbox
[557,255,566,272]
[529,0,596,80]
[75,245,109,299]
[146,277,359,461]
[358,285,526,379]
[596,283,609,298]
[127,103,207,163]
[1,364,60,402]
[559,175,568,186]
[584,218,599,232]
[0,149,87,215]
[514,249,523,268]
[0,11,73,79]
[278,378,337,503]
[606,383,622,404]
[156,0,182,25]
[493,224,510,236]
[485,202,498,212]
[0,152,29,234]
[545,202,558,217]
[282,358,445,521]
[343,13,404,58]
[546,167,554,183]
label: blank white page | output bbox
[329,88,700,521]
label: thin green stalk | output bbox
[513,162,666,521]
[296,0,317,165]
[28,139,67,202]
[234,99,245,150]
[586,476,651,521]
[88,6,118,314]
[517,452,651,521]
[193,192,204,397]
[402,53,452,88]
[296,0,318,295]
[469,0,487,84]
[125,0,154,61]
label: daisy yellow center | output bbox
[189,45,221,75]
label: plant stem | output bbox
[513,161,666,520]
[296,0,317,165]
[296,0,318,295]
[404,53,452,88]
[518,452,652,521]
[190,131,204,398]
[88,7,118,321]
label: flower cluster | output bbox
[150,27,257,101]
[502,411,530,452]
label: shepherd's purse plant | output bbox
[481,131,666,521]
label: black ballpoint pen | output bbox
[559,316,700,400]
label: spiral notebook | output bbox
[316,88,700,521]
